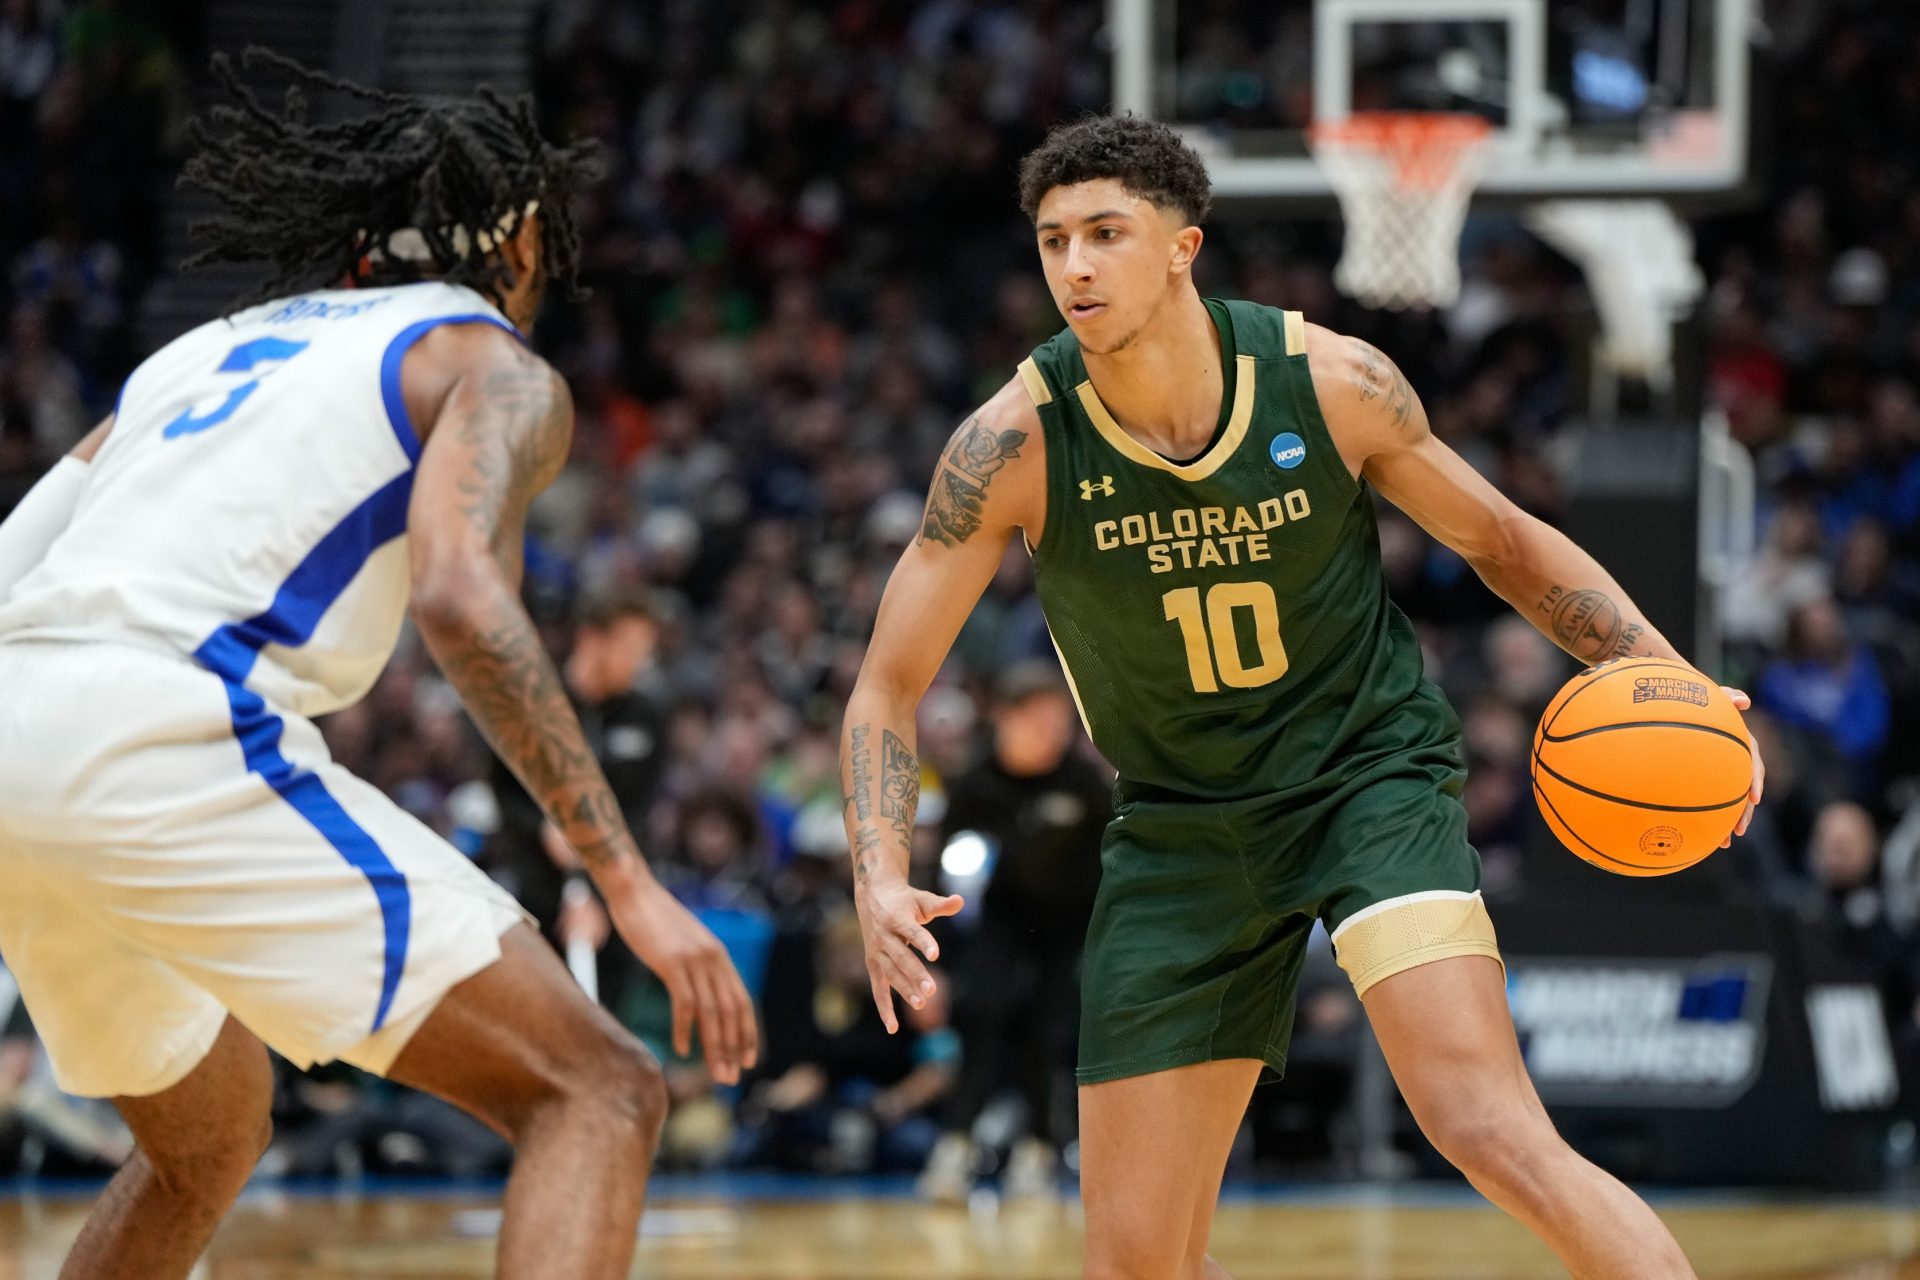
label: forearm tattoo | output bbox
[879,729,920,845]
[424,352,637,872]
[920,416,1027,547]
[1537,584,1648,664]
[433,581,637,872]
[842,724,922,887]
[852,826,883,886]
[845,724,873,821]
[843,721,891,886]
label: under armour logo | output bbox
[1080,476,1115,500]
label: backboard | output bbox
[1112,0,1756,201]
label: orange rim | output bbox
[1309,112,1493,191]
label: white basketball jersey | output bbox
[0,282,519,716]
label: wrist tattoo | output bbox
[853,825,883,885]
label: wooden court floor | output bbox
[6,1181,1920,1279]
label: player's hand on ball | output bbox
[611,880,759,1085]
[1721,686,1765,847]
[854,877,962,1034]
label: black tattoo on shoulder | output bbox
[1537,585,1646,663]
[453,348,572,564]
[1351,339,1415,433]
[919,416,1027,547]
[879,729,920,844]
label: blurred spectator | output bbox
[1794,803,1920,1034]
[659,787,768,912]
[0,0,57,109]
[740,909,957,1174]
[1459,694,1532,894]
[0,966,131,1176]
[11,208,125,383]
[620,787,778,1168]
[0,303,87,453]
[919,661,1109,1203]
[1757,597,1892,800]
[1882,802,1920,936]
[264,1059,509,1181]
[1804,802,1889,928]
[1477,615,1566,710]
[1734,708,1823,892]
[1244,931,1363,1175]
[1834,520,1918,647]
[1723,499,1831,651]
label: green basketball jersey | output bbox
[1022,298,1458,802]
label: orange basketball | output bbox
[1530,657,1751,877]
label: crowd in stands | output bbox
[3,0,1920,1190]
[0,0,196,1173]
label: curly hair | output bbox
[179,47,598,309]
[1016,114,1213,226]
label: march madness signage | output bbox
[1507,955,1771,1107]
[1804,984,1899,1113]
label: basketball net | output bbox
[1309,113,1493,311]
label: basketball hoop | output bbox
[1309,113,1493,311]
[1524,199,1704,390]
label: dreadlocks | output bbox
[180,47,598,309]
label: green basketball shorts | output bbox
[1076,740,1501,1086]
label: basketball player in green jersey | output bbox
[841,116,1763,1279]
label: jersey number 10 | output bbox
[1162,582,1289,693]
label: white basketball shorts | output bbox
[0,639,530,1098]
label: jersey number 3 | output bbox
[163,337,311,440]
[1162,582,1289,693]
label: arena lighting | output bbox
[941,830,992,880]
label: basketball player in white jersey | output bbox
[0,51,756,1280]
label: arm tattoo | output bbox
[420,351,635,873]
[452,347,573,571]
[1537,585,1647,664]
[879,729,921,845]
[845,724,873,821]
[919,416,1027,547]
[843,723,892,885]
[1352,340,1415,432]
[853,825,883,886]
[431,582,638,872]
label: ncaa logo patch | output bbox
[1269,432,1306,470]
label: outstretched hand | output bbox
[1721,687,1766,848]
[609,879,760,1084]
[854,878,963,1034]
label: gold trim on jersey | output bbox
[1042,622,1096,741]
[1330,890,1503,999]
[1074,352,1256,482]
[1283,308,1306,356]
[1017,357,1054,407]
